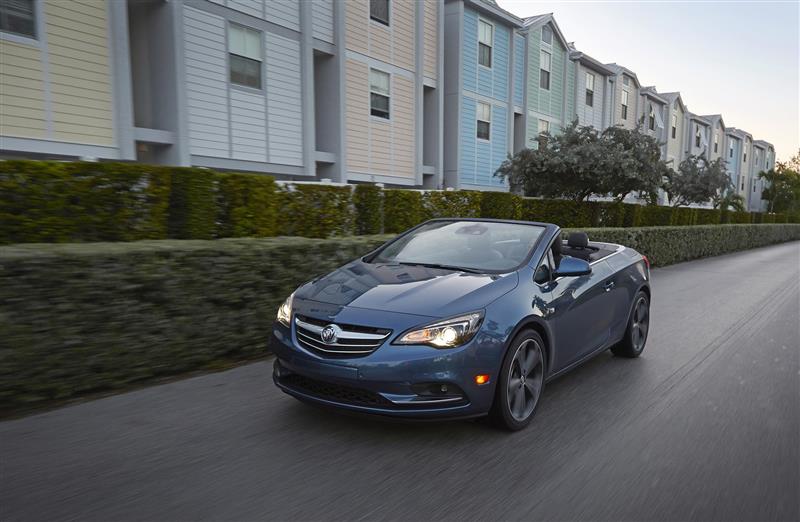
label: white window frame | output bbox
[369,68,391,120]
[729,141,734,159]
[478,18,493,69]
[671,113,677,139]
[585,72,594,107]
[539,119,550,134]
[621,90,629,120]
[370,0,390,26]
[540,50,551,90]
[476,101,491,141]
[0,0,37,43]
[695,126,701,148]
[228,23,263,91]
[541,25,553,46]
[648,105,655,131]
[714,132,719,153]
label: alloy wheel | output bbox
[506,339,544,422]
[631,297,649,352]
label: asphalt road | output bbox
[2,242,799,522]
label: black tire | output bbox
[490,330,547,431]
[611,291,650,358]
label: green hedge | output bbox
[2,224,798,414]
[1,160,171,243]
[4,160,799,245]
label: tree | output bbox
[759,150,800,213]
[495,121,667,202]
[664,156,732,207]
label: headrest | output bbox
[567,232,589,248]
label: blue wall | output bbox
[513,33,525,107]
[459,7,512,191]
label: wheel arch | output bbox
[506,316,554,377]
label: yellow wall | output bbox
[423,0,438,80]
[345,0,415,73]
[345,59,415,180]
[0,0,114,146]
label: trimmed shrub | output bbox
[728,210,751,224]
[167,167,217,240]
[695,208,721,225]
[562,224,800,267]
[216,172,278,238]
[383,189,423,233]
[479,192,522,220]
[422,190,483,220]
[594,202,628,228]
[670,207,696,226]
[0,235,392,414]
[1,161,171,243]
[521,198,595,227]
[635,205,673,226]
[276,184,353,238]
[353,184,383,234]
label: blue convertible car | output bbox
[272,219,651,430]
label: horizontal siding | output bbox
[45,0,114,145]
[345,59,370,171]
[513,33,524,107]
[312,0,334,43]
[228,0,261,18]
[183,6,229,157]
[423,0,438,79]
[266,32,303,166]
[391,75,415,178]
[345,0,368,54]
[462,8,477,93]
[230,89,266,162]
[391,0,415,72]
[0,41,47,138]
[459,96,477,185]
[265,0,299,31]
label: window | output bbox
[540,51,551,90]
[229,24,262,89]
[714,133,719,153]
[476,101,491,140]
[478,20,493,68]
[539,119,550,134]
[695,126,701,148]
[1,0,36,39]
[621,90,628,120]
[541,25,552,45]
[370,0,389,26]
[370,69,390,119]
[623,76,630,86]
[755,148,760,165]
[671,114,677,139]
[743,147,747,163]
[729,141,734,158]
[648,105,655,131]
[585,72,594,107]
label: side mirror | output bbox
[553,256,591,278]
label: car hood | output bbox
[295,261,519,317]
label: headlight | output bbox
[395,311,484,348]
[276,293,294,327]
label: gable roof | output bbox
[753,139,773,149]
[605,63,641,88]
[726,127,752,141]
[687,112,711,127]
[465,0,523,26]
[660,92,686,112]
[521,13,569,48]
[640,86,668,105]
[700,114,726,130]
[569,47,615,76]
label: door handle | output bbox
[603,281,615,292]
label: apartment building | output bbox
[701,114,726,162]
[0,2,778,203]
[748,139,773,211]
[606,64,639,130]
[443,0,522,190]
[685,112,711,159]
[1,0,442,186]
[569,46,613,130]
[520,14,573,144]
[661,92,687,169]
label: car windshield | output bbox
[370,220,545,272]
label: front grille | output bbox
[279,373,391,407]
[294,315,391,357]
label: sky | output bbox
[497,0,800,162]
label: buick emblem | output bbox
[320,324,341,344]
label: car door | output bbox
[549,258,618,371]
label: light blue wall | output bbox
[726,137,741,185]
[459,96,508,189]
[513,33,525,107]
[458,7,512,191]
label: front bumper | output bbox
[270,319,505,419]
